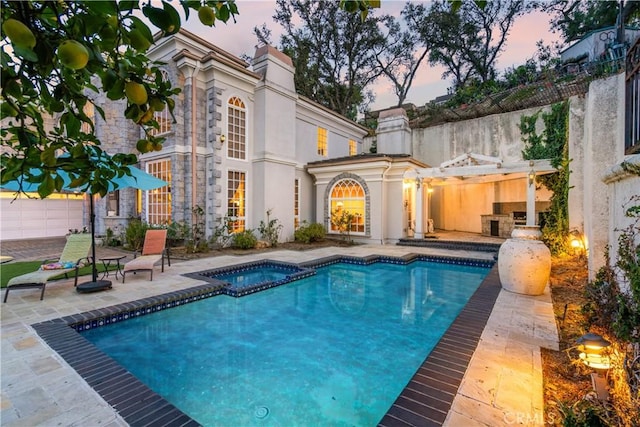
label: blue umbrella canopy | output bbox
[1,164,167,193]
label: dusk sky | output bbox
[179,1,563,110]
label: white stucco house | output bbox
[2,29,638,283]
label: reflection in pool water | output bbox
[83,259,489,426]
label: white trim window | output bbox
[150,70,172,136]
[317,127,327,156]
[349,139,357,156]
[227,170,246,232]
[330,178,365,234]
[146,159,172,225]
[227,96,246,160]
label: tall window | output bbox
[294,178,300,229]
[227,170,246,232]
[317,127,327,156]
[330,178,365,234]
[146,159,172,225]
[107,191,119,216]
[228,97,246,159]
[80,103,94,134]
[151,70,172,136]
[349,139,357,156]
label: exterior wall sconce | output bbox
[527,160,536,186]
[415,177,421,189]
[577,332,611,400]
[427,184,434,194]
[220,135,226,143]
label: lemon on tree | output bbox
[198,6,216,26]
[57,40,89,70]
[125,81,148,105]
[149,97,165,112]
[2,18,36,49]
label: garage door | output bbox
[0,192,85,240]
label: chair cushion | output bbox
[7,268,75,286]
[123,255,162,272]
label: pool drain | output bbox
[255,406,269,419]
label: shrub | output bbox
[258,209,283,247]
[294,221,326,243]
[124,218,149,251]
[232,230,257,249]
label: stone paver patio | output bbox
[0,242,558,426]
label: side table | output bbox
[100,255,127,280]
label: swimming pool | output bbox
[79,256,491,426]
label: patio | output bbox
[0,238,558,426]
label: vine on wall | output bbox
[519,100,571,255]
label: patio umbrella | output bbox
[1,164,167,291]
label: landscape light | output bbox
[577,333,611,400]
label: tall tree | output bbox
[420,0,529,90]
[261,0,387,119]
[538,0,640,43]
[372,3,431,107]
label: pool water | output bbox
[82,260,489,426]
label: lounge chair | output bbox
[3,233,92,302]
[122,229,170,283]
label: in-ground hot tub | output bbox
[184,260,316,297]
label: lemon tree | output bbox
[0,0,240,198]
[0,0,379,198]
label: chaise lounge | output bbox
[3,233,92,302]
[122,229,170,282]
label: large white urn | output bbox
[498,225,551,296]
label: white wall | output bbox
[1,195,84,240]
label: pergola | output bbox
[404,153,557,238]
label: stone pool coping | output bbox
[30,253,498,427]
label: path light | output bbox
[569,230,586,256]
[577,332,611,400]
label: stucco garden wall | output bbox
[411,72,634,281]
[411,106,547,168]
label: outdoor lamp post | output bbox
[577,332,611,400]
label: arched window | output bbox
[227,96,246,159]
[329,178,365,234]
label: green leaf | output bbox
[39,174,55,198]
[4,79,22,100]
[41,149,57,167]
[106,78,125,100]
[142,4,172,33]
[65,113,82,137]
[449,0,462,13]
[217,5,230,22]
[86,0,118,15]
[13,45,38,62]
[162,1,181,35]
